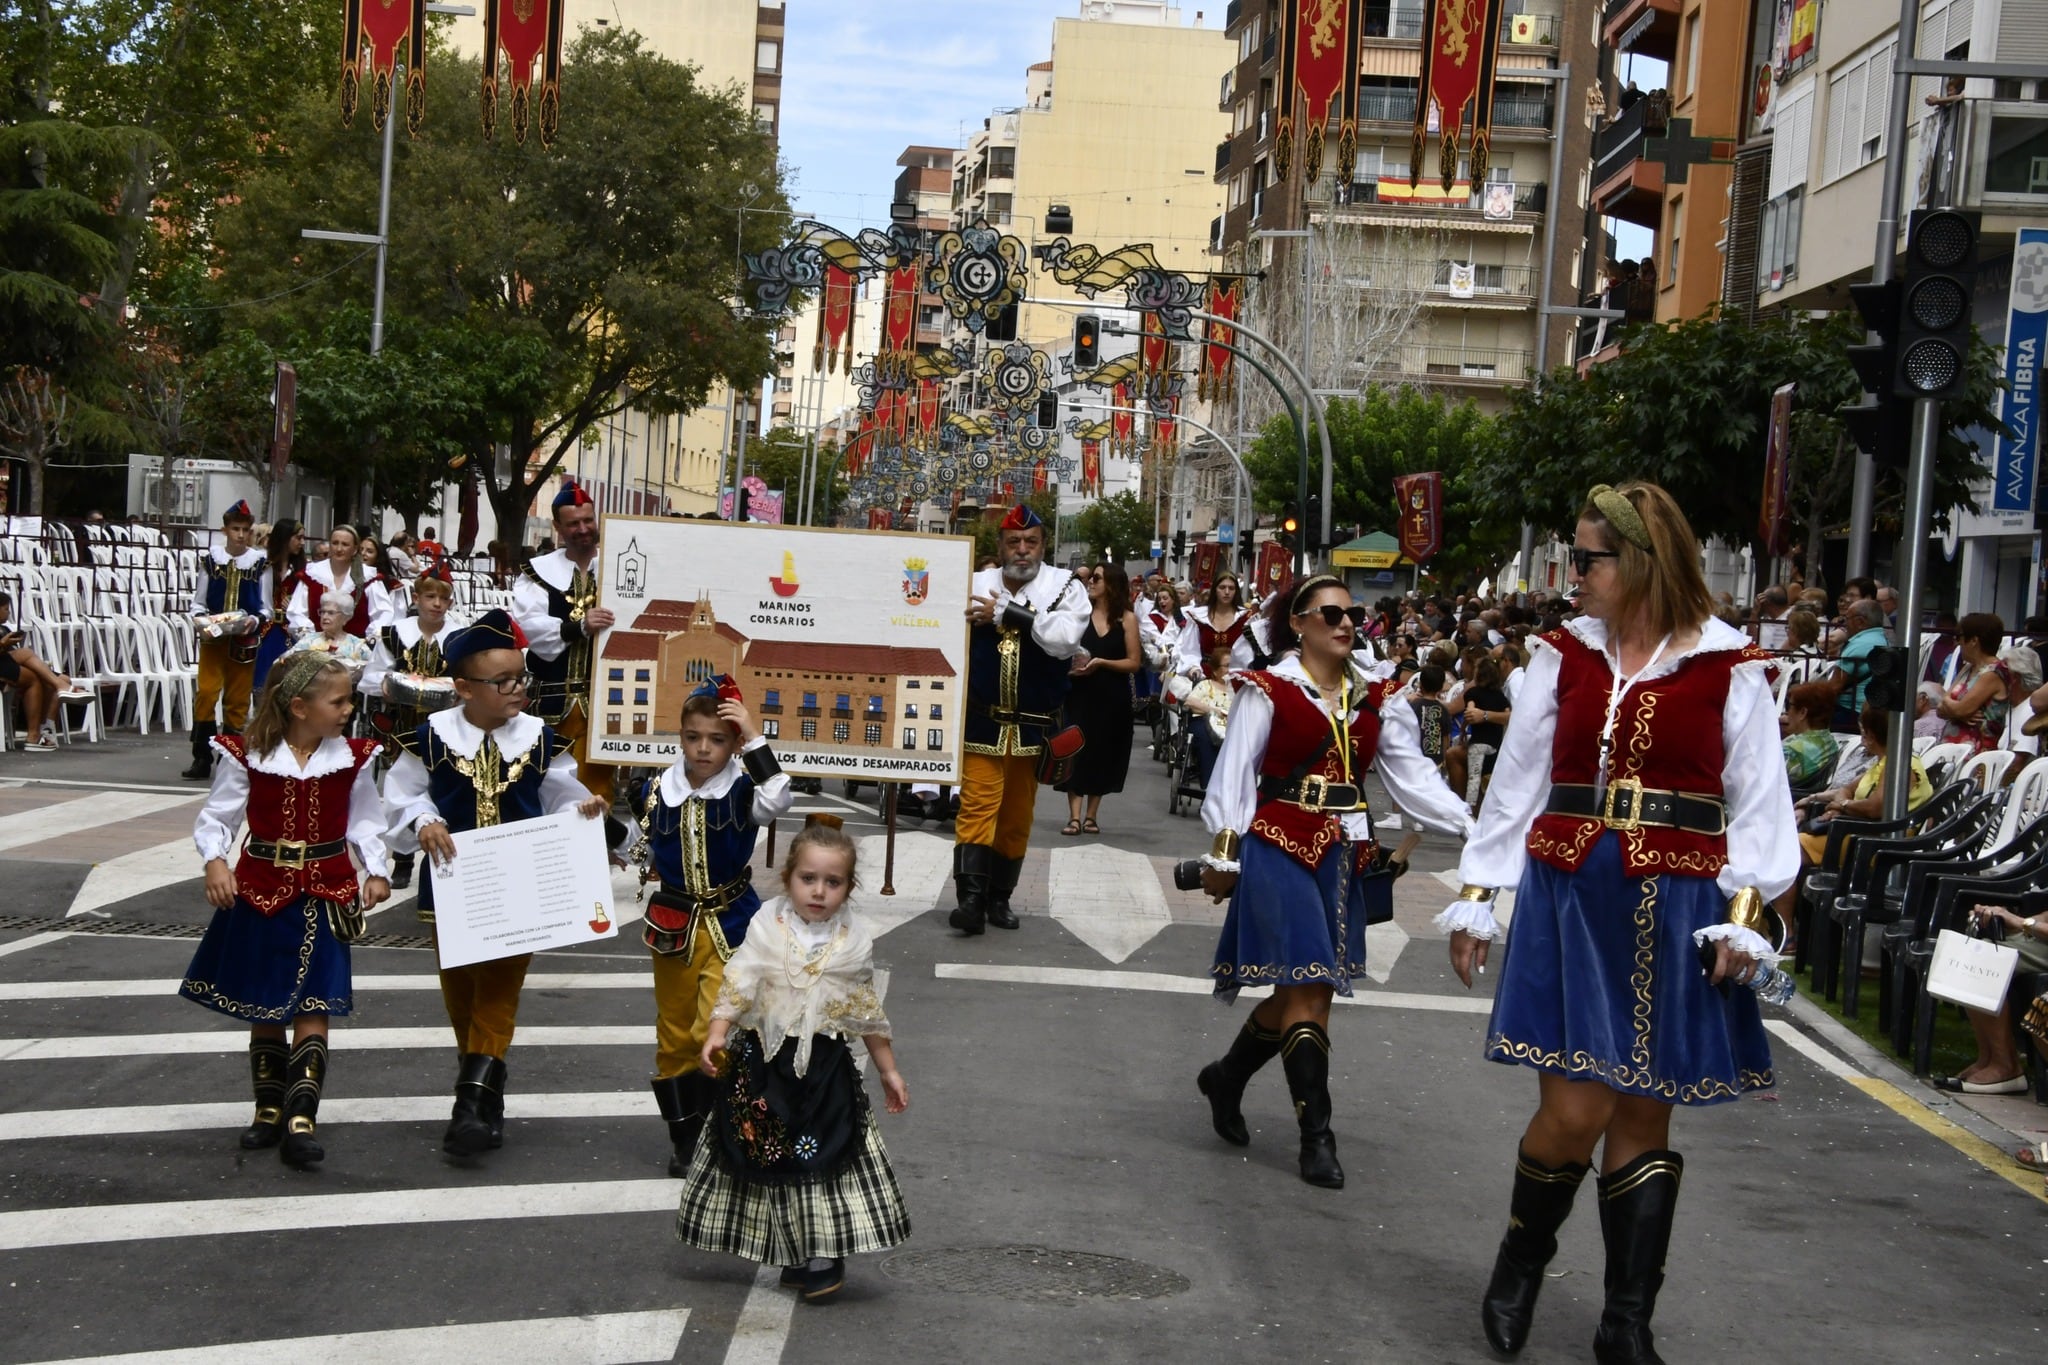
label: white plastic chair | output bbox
[144,616,195,730]
[1920,741,1973,787]
[93,618,160,734]
[1829,737,1870,788]
[1956,748,2017,795]
[1985,756,2048,852]
[1912,734,1937,755]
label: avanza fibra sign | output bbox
[1994,226,2048,513]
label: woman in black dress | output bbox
[1059,563,1141,835]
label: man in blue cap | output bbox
[950,504,1089,934]
[512,479,616,797]
[382,608,612,1156]
[184,500,268,780]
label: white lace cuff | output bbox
[1198,854,1240,874]
[1691,923,1783,968]
[1434,900,1502,940]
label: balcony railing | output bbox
[1492,95,1555,129]
[1364,4,1426,39]
[1359,344,1534,383]
[1216,139,1234,175]
[1262,30,1277,63]
[1337,180,1549,219]
[1592,90,1672,173]
[1327,256,1539,298]
[1499,8,1560,46]
[1359,89,1420,124]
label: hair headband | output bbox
[1287,573,1346,614]
[1588,484,1653,552]
[271,649,342,700]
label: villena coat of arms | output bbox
[901,558,931,605]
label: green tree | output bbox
[1243,386,1513,584]
[1070,489,1157,564]
[204,28,791,542]
[1477,310,2005,588]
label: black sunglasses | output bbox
[1299,604,1367,629]
[1569,546,1622,576]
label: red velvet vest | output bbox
[1526,629,1774,878]
[1241,670,1381,872]
[217,734,381,911]
[1197,611,1249,661]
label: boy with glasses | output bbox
[382,609,612,1157]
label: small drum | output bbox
[384,672,459,714]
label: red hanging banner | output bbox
[1759,383,1794,556]
[1393,470,1444,563]
[341,0,428,135]
[882,266,919,383]
[1111,382,1136,458]
[1199,279,1239,401]
[1256,539,1293,599]
[1032,461,1050,494]
[815,266,857,374]
[1191,542,1222,595]
[916,379,941,436]
[1277,1,1364,186]
[1140,312,1172,376]
[1081,439,1103,496]
[868,507,893,531]
[482,0,566,147]
[1414,0,1506,191]
[1153,392,1180,458]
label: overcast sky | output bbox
[778,1,1207,227]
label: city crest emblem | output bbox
[901,558,931,606]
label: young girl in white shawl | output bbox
[678,815,910,1303]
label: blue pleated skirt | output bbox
[1485,832,1774,1105]
[179,897,354,1022]
[1211,834,1371,1002]
[252,624,292,694]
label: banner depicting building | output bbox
[590,518,973,781]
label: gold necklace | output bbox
[286,738,321,764]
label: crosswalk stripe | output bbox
[934,962,1493,1013]
[1047,843,1172,963]
[0,1177,683,1252]
[0,972,657,1001]
[0,1090,658,1141]
[66,837,196,918]
[0,931,71,960]
[722,1264,797,1365]
[15,1309,692,1364]
[0,790,197,854]
[0,1025,651,1061]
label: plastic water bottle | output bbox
[1743,962,1798,1006]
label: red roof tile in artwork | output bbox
[602,632,662,660]
[743,639,955,678]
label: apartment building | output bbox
[1215,0,1596,409]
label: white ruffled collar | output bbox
[526,548,597,591]
[1184,603,1247,630]
[229,735,370,779]
[1558,614,1750,684]
[1262,653,1374,713]
[658,754,745,805]
[426,707,544,761]
[209,546,264,569]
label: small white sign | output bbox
[430,808,617,970]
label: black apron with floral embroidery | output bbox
[711,1029,868,1184]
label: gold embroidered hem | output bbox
[1484,1033,1772,1105]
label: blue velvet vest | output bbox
[635,771,764,955]
[202,554,267,617]
[522,565,597,722]
[964,618,1073,756]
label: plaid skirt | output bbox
[675,1109,910,1264]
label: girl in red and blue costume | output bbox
[1194,575,1473,1189]
[180,651,392,1168]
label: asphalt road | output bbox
[0,728,2043,1363]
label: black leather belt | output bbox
[1545,781,1725,836]
[655,869,754,911]
[246,838,347,869]
[1257,775,1366,813]
[972,703,1059,726]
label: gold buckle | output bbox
[1601,778,1645,832]
[1298,775,1330,814]
[272,839,309,869]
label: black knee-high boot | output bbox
[1279,1022,1344,1189]
[1480,1146,1592,1355]
[986,855,1022,931]
[948,843,994,935]
[650,1073,705,1177]
[1592,1150,1684,1365]
[1196,1017,1284,1146]
[445,1053,504,1156]
[183,721,217,781]
[240,1038,288,1150]
[278,1036,328,1168]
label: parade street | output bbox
[0,733,2039,1365]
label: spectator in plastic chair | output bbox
[1932,904,2048,1096]
[0,591,77,751]
[1914,683,1948,740]
[1780,681,1842,794]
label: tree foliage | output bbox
[1244,385,1514,585]
[1478,310,2006,587]
[1070,489,1157,565]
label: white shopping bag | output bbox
[1924,928,2020,1013]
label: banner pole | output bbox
[881,783,899,896]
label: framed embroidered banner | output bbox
[1413,0,1506,191]
[1277,0,1364,187]
[1393,470,1444,563]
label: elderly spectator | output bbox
[1914,682,1949,739]
[1776,702,1933,932]
[1780,609,1832,685]
[1755,584,1792,649]
[289,592,373,675]
[1780,681,1842,796]
[1937,612,2013,753]
[1831,600,1890,731]
[1875,583,1900,627]
[1494,640,1527,705]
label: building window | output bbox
[1666,195,1682,288]
[865,723,883,745]
[763,688,781,709]
[835,693,851,712]
[801,719,817,741]
[1757,188,1804,292]
[608,667,624,682]
[753,102,777,135]
[905,679,920,689]
[634,688,649,705]
[801,692,818,713]
[608,687,623,704]
[988,146,1015,179]
[763,719,780,739]
[1681,12,1701,98]
[607,712,623,734]
[775,376,793,393]
[757,39,780,73]
[903,727,918,749]
[930,681,945,691]
[1822,40,1896,183]
[635,668,650,682]
[632,713,648,735]
[831,721,849,742]
[904,703,919,719]
[927,728,944,751]
[928,703,943,720]
[867,695,884,715]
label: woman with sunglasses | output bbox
[1439,482,1795,1365]
[1175,572,1252,681]
[1194,575,1474,1189]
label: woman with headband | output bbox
[1439,482,1795,1365]
[1194,573,1474,1189]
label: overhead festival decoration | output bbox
[1198,279,1239,402]
[1414,0,1506,191]
[1276,0,1363,187]
[814,266,857,374]
[341,0,428,135]
[482,0,566,147]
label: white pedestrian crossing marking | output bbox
[0,972,655,1001]
[15,1309,691,1364]
[1365,920,1410,984]
[0,1025,651,1062]
[935,962,1492,1013]
[66,837,198,917]
[1047,843,1172,963]
[722,1264,797,1365]
[0,791,197,854]
[0,1178,683,1251]
[850,830,952,937]
[0,931,71,960]
[0,1090,658,1142]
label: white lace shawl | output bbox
[711,897,891,1077]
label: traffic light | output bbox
[987,302,1019,342]
[1172,529,1187,561]
[1840,278,1909,468]
[1894,208,1980,400]
[735,486,752,522]
[1073,314,1100,369]
[1035,393,1059,428]
[1866,645,1913,711]
[1280,506,1300,542]
[1303,492,1324,553]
